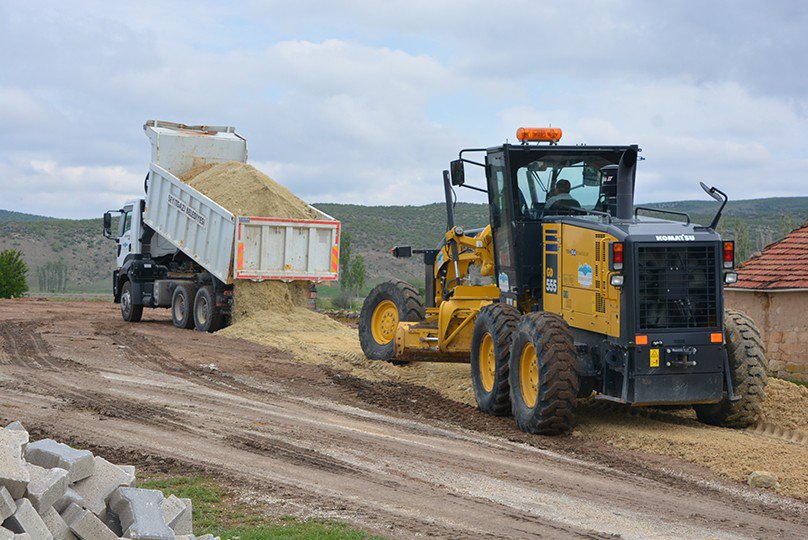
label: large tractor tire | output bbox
[470,303,520,416]
[171,283,197,330]
[359,280,424,361]
[194,286,223,333]
[120,281,143,323]
[509,312,580,435]
[694,310,768,428]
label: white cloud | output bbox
[0,0,806,220]
[0,158,142,218]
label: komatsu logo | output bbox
[655,234,695,241]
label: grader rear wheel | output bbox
[693,310,768,428]
[470,303,520,416]
[509,312,580,435]
[359,280,424,361]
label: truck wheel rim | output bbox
[196,296,208,325]
[371,300,398,345]
[121,290,131,316]
[174,295,185,320]
[520,342,539,407]
[479,333,496,392]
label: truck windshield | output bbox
[515,155,612,220]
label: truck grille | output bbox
[637,245,718,330]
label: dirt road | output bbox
[1,299,806,539]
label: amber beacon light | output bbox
[516,127,563,143]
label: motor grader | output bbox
[359,127,768,435]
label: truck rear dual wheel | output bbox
[509,312,580,435]
[120,281,143,323]
[171,284,197,329]
[359,280,425,361]
[470,303,520,416]
[193,286,223,333]
[693,310,768,428]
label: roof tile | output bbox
[730,220,808,290]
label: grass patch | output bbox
[788,378,808,388]
[138,475,383,540]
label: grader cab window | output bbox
[514,156,612,219]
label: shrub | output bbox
[0,249,29,298]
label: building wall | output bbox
[725,290,808,381]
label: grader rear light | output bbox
[609,242,624,271]
[711,332,723,343]
[516,127,563,143]
[723,241,735,269]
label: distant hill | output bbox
[2,196,807,292]
[0,209,56,222]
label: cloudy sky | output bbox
[1,0,806,218]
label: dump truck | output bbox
[103,120,340,331]
[359,127,768,435]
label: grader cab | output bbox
[359,128,767,435]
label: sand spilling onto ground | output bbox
[180,161,317,323]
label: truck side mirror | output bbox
[450,159,465,186]
[103,212,112,238]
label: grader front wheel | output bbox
[470,303,520,416]
[359,280,424,361]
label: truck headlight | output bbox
[610,275,624,287]
[724,272,738,284]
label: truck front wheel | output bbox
[194,286,223,333]
[120,281,143,323]
[171,284,197,329]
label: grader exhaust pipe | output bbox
[616,146,638,220]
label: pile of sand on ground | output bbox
[181,161,318,220]
[758,378,808,431]
[178,161,478,406]
[218,307,474,403]
[575,378,808,501]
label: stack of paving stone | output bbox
[0,422,220,540]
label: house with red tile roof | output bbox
[725,220,808,381]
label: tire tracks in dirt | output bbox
[0,320,83,371]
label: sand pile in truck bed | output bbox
[181,161,317,220]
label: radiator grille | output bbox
[637,245,718,329]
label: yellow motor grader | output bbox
[358,128,767,435]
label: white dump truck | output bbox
[103,120,340,331]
